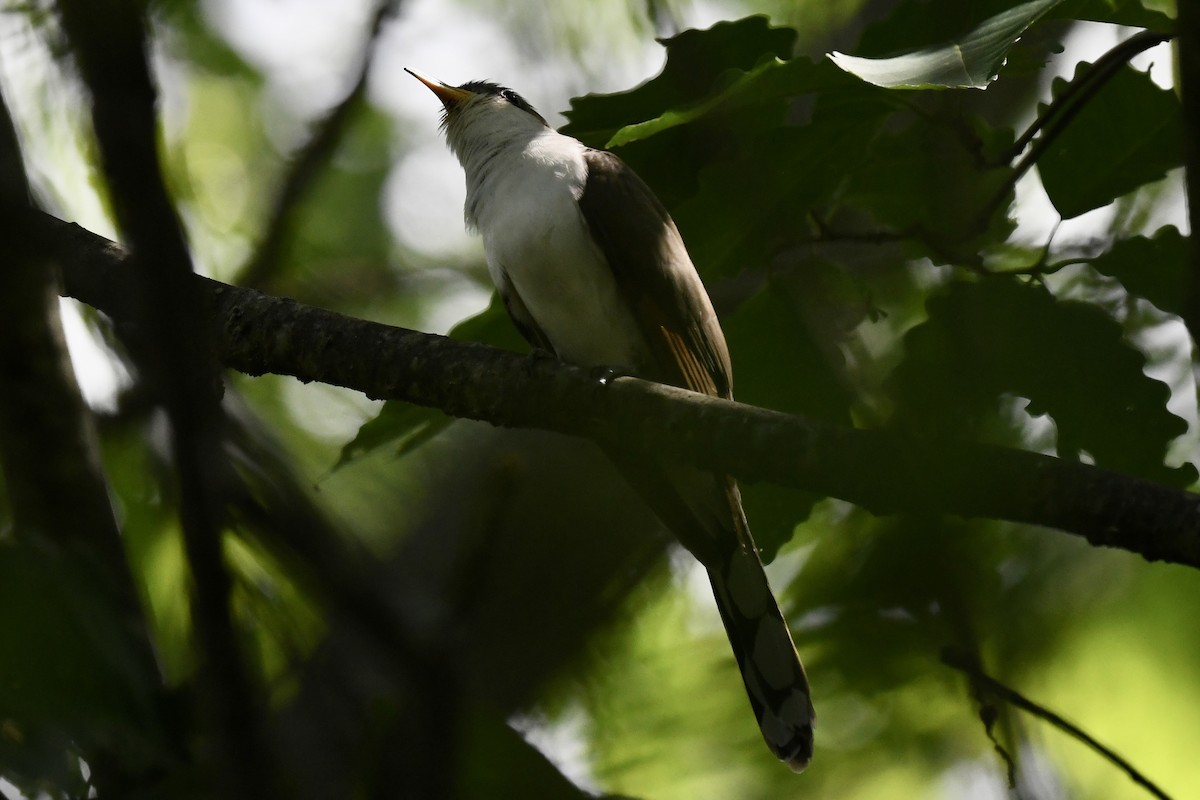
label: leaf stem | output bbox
[986,29,1174,219]
[1007,29,1172,161]
[943,649,1175,800]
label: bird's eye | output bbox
[492,87,543,122]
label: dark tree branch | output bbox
[49,214,1200,571]
[0,102,126,585]
[239,0,403,290]
[943,650,1174,800]
[54,2,273,797]
[0,79,164,799]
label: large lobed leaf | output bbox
[1037,63,1183,219]
[888,279,1194,487]
[561,15,798,147]
[1086,226,1189,316]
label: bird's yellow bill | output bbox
[405,68,474,109]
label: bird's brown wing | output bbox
[577,149,732,400]
[576,148,815,770]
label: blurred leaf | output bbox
[335,400,451,469]
[0,543,166,786]
[726,280,855,425]
[1086,226,1189,316]
[226,535,325,693]
[723,281,855,558]
[583,574,791,793]
[661,68,895,277]
[1038,64,1183,219]
[458,708,600,800]
[158,0,267,81]
[842,110,1016,260]
[997,25,1067,79]
[830,0,1065,89]
[889,279,1194,486]
[442,291,529,350]
[262,105,397,305]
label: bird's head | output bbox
[406,69,548,162]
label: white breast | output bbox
[471,131,647,369]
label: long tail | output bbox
[602,446,814,768]
[706,521,815,771]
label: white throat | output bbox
[467,134,590,234]
[443,98,575,230]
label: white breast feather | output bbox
[472,131,647,369]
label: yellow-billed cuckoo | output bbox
[408,69,815,771]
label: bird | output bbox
[408,69,815,771]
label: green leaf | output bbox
[599,54,782,149]
[603,55,852,149]
[1038,63,1183,219]
[723,281,857,558]
[670,81,896,278]
[1051,0,1176,30]
[888,279,1193,486]
[561,16,898,262]
[840,111,1016,260]
[829,0,1065,89]
[562,29,897,274]
[1086,226,1189,316]
[560,15,798,147]
[0,544,165,787]
[335,400,451,469]
[458,706,597,799]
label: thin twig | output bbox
[240,0,402,290]
[942,649,1174,800]
[963,673,1019,790]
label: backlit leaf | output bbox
[889,279,1193,486]
[1038,63,1183,219]
[1086,227,1189,316]
[829,0,1065,89]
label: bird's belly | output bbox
[485,199,647,370]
